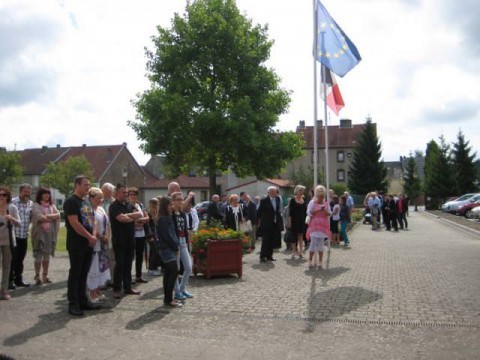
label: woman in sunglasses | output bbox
[0,186,20,300]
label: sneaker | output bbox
[175,293,187,300]
[147,270,162,276]
[182,291,193,298]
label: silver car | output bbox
[441,193,479,213]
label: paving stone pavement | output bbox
[1,210,479,360]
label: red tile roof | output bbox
[15,144,126,179]
[142,171,210,189]
[299,123,370,149]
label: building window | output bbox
[337,151,345,162]
[337,169,345,182]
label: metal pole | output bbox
[323,63,330,197]
[313,0,318,189]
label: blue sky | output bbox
[1,0,479,165]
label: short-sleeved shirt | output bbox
[12,197,33,238]
[109,200,135,247]
[63,194,94,250]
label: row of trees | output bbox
[0,151,93,197]
[401,131,479,210]
[423,132,478,209]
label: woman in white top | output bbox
[86,187,111,301]
[330,195,341,245]
[225,194,246,231]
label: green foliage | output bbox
[452,130,478,194]
[330,183,348,197]
[423,137,455,209]
[348,119,387,195]
[130,0,303,193]
[40,155,94,196]
[0,152,23,186]
[289,163,324,194]
[402,155,421,208]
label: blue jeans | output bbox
[175,238,191,295]
[340,220,349,244]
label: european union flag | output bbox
[315,0,361,77]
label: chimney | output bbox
[56,144,61,148]
[40,145,48,154]
[339,119,352,128]
[82,144,87,147]
[296,120,306,133]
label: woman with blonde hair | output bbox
[146,198,162,276]
[305,185,332,269]
[288,185,307,259]
[225,194,247,231]
[31,187,60,285]
[86,187,111,301]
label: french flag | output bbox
[321,66,345,115]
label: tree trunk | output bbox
[209,168,217,198]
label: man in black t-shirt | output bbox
[63,175,100,316]
[109,184,142,298]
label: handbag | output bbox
[239,219,253,233]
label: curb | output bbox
[422,210,480,239]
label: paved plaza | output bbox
[1,210,479,359]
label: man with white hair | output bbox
[257,186,282,263]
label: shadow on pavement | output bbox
[11,280,68,298]
[304,285,382,333]
[125,307,170,330]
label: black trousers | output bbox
[148,241,162,270]
[163,260,178,304]
[10,237,28,284]
[260,226,274,259]
[67,244,93,307]
[135,236,146,278]
[113,238,135,292]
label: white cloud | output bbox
[0,0,478,167]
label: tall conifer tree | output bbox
[452,130,478,194]
[348,118,387,194]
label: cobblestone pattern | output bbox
[1,210,479,359]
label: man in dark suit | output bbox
[206,194,223,225]
[257,186,282,263]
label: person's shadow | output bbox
[3,298,120,347]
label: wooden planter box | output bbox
[193,238,242,279]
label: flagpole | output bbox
[313,0,318,189]
[322,64,330,198]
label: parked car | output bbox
[441,193,479,213]
[194,200,210,220]
[470,205,480,220]
[456,195,480,217]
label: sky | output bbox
[1,0,479,166]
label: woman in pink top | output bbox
[306,185,331,269]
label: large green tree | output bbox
[348,119,387,195]
[402,154,421,211]
[0,151,23,186]
[40,155,94,196]
[130,0,303,194]
[451,130,477,194]
[423,137,454,209]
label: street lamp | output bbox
[122,166,128,186]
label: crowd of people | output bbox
[364,191,410,231]
[0,177,357,315]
